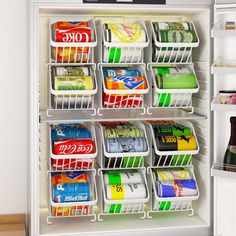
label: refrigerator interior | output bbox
[34,4,212,236]
[211,3,236,236]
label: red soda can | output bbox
[55,27,92,43]
[53,139,96,155]
[52,158,93,170]
[103,93,143,108]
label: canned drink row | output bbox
[47,167,199,222]
[49,19,199,64]
[49,63,199,112]
[48,121,199,171]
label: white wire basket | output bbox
[148,166,199,216]
[49,19,97,63]
[151,21,200,64]
[97,168,149,221]
[49,64,97,113]
[149,64,199,111]
[49,122,97,171]
[98,122,150,169]
[47,170,97,224]
[99,20,149,63]
[148,121,199,168]
[99,63,149,112]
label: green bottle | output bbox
[224,117,236,171]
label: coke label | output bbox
[55,27,92,43]
[53,139,95,155]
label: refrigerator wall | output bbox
[29,2,212,236]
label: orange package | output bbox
[105,75,147,90]
[54,21,89,30]
[51,171,88,186]
[52,206,89,217]
[53,47,90,62]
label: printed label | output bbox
[111,184,125,200]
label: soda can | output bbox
[105,75,147,90]
[156,169,192,181]
[103,93,143,108]
[104,23,146,43]
[153,22,194,31]
[55,26,92,43]
[52,205,89,216]
[106,183,146,200]
[105,137,147,153]
[54,21,89,29]
[54,66,89,76]
[103,46,143,63]
[54,76,94,90]
[156,179,197,197]
[152,45,190,63]
[103,68,141,78]
[51,124,91,141]
[52,47,90,63]
[52,158,93,170]
[153,90,191,107]
[153,123,192,136]
[156,135,197,151]
[52,171,88,186]
[53,139,96,155]
[104,171,143,185]
[53,182,90,203]
[104,128,143,138]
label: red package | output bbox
[53,139,96,155]
[52,158,93,170]
[103,93,143,108]
[55,27,92,43]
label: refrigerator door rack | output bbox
[148,121,199,168]
[147,166,199,217]
[150,21,200,64]
[49,122,98,171]
[99,20,149,63]
[148,64,199,113]
[49,19,97,64]
[47,169,97,224]
[97,168,149,221]
[97,63,149,116]
[48,63,97,116]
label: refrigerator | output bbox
[27,0,236,235]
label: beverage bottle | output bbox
[224,117,236,171]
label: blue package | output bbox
[53,182,90,203]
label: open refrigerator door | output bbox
[211,1,236,236]
[28,1,213,236]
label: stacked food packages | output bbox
[103,23,147,63]
[51,66,95,109]
[152,66,198,107]
[50,123,96,170]
[150,121,198,166]
[103,170,147,213]
[102,67,148,108]
[102,122,148,168]
[152,21,199,63]
[51,21,93,63]
[51,171,91,216]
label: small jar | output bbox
[225,21,236,30]
[219,90,236,104]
